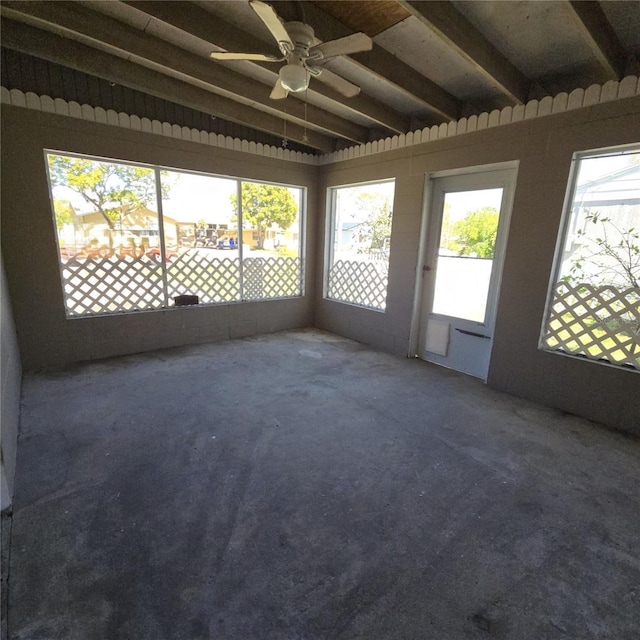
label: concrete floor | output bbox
[6,329,640,639]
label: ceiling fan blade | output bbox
[310,32,372,61]
[210,52,284,62]
[250,0,293,55]
[314,68,361,98]
[269,78,289,100]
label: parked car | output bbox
[216,237,237,249]
[145,247,177,262]
[59,247,78,261]
[195,236,217,248]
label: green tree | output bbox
[453,207,499,258]
[564,211,640,341]
[47,155,164,246]
[440,202,455,252]
[52,199,73,231]
[354,192,392,251]
[566,211,639,289]
[231,183,297,250]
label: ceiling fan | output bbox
[210,0,373,99]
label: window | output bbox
[239,181,303,301]
[162,170,241,305]
[46,152,304,317]
[540,146,640,371]
[325,180,395,310]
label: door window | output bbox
[432,189,504,323]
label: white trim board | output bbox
[2,76,639,167]
[0,87,318,166]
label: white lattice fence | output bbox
[167,254,240,304]
[61,252,303,316]
[243,257,301,301]
[62,256,164,316]
[542,282,640,370]
[327,260,389,310]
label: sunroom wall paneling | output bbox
[315,96,640,435]
[1,249,22,509]
[0,107,318,369]
[2,98,639,435]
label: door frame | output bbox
[409,161,519,369]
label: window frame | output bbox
[238,177,307,299]
[538,143,640,372]
[323,178,396,312]
[44,149,307,318]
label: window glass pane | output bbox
[541,149,640,370]
[161,171,241,304]
[238,181,303,300]
[327,181,395,310]
[432,189,503,322]
[47,153,164,316]
[47,152,306,316]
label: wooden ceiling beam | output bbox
[309,0,410,37]
[275,1,461,120]
[2,1,367,144]
[398,1,530,105]
[567,0,626,80]
[0,18,336,152]
[125,0,410,135]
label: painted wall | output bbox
[2,100,639,436]
[315,97,640,435]
[1,250,22,510]
[1,107,317,370]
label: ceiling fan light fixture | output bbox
[279,64,308,93]
[211,2,368,99]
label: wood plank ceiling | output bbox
[1,1,639,153]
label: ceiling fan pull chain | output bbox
[282,110,288,148]
[302,89,309,145]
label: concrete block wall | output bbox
[0,107,317,370]
[1,250,22,509]
[1,97,639,437]
[315,96,640,435]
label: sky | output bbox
[161,171,236,223]
[576,149,639,188]
[49,149,637,229]
[334,180,395,224]
[50,157,303,225]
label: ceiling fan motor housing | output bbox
[283,22,315,56]
[278,22,316,92]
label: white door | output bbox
[416,166,517,380]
